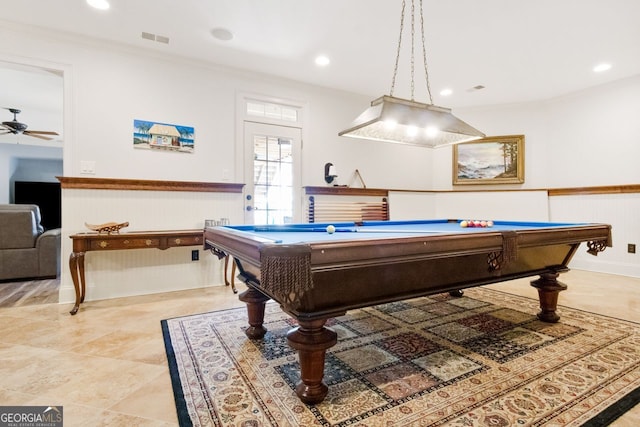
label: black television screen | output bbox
[14,181,61,230]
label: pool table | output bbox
[204,219,611,404]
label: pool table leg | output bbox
[239,288,270,338]
[287,318,338,404]
[530,272,567,323]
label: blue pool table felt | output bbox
[228,219,583,244]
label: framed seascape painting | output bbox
[453,135,524,185]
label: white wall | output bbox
[1,24,638,304]
[8,24,635,195]
[389,190,549,222]
[545,76,640,187]
[0,24,436,190]
[428,77,640,278]
[434,75,640,190]
[0,24,436,303]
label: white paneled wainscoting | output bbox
[388,188,638,278]
[58,179,244,305]
[58,181,639,307]
[549,191,640,277]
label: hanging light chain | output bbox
[419,0,434,104]
[410,0,416,100]
[389,0,406,96]
[389,0,434,104]
[341,0,486,145]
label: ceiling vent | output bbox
[141,32,170,44]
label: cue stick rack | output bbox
[307,195,389,223]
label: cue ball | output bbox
[326,225,336,234]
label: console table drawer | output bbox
[168,235,202,247]
[90,238,161,250]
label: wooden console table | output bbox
[68,229,204,315]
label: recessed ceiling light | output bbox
[593,63,612,73]
[87,0,110,10]
[315,55,330,67]
[211,28,234,41]
[440,88,453,96]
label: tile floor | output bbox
[0,270,638,426]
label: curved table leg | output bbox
[287,318,338,404]
[223,255,230,286]
[230,261,237,293]
[68,251,86,315]
[223,255,238,294]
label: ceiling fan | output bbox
[0,108,60,140]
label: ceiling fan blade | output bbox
[0,130,12,135]
[23,131,56,140]
[24,130,59,135]
[2,110,59,140]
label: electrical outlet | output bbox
[191,250,199,261]
[628,244,636,254]
[80,160,96,174]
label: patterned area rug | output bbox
[161,288,640,426]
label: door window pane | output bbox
[246,100,299,123]
[252,134,294,224]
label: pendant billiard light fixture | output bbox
[339,0,485,148]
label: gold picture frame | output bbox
[453,135,525,185]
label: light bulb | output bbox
[383,120,397,130]
[315,56,330,67]
[425,126,439,138]
[87,0,110,10]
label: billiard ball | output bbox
[487,220,494,227]
[326,225,336,234]
[460,220,468,228]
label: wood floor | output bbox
[0,277,60,308]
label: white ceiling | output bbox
[1,0,640,112]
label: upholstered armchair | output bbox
[0,204,61,281]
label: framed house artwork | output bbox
[133,119,195,153]
[453,135,524,185]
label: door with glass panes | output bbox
[244,122,301,225]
